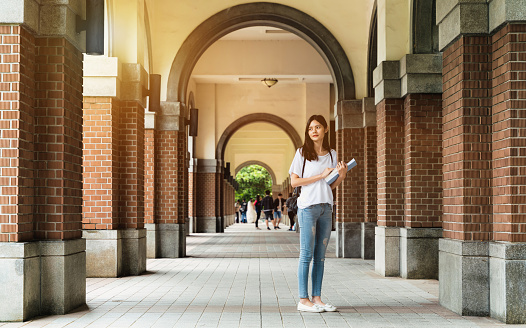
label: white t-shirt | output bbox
[288,148,337,209]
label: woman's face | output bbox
[308,120,327,142]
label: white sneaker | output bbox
[297,302,325,313]
[317,303,337,312]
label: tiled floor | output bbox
[1,223,520,327]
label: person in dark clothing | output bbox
[240,199,248,223]
[261,190,275,230]
[273,193,285,229]
[285,192,296,231]
[254,195,262,229]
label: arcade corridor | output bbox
[0,224,508,328]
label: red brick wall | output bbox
[364,126,377,223]
[118,101,144,229]
[144,129,155,224]
[491,24,526,242]
[156,130,186,224]
[195,173,218,217]
[336,128,365,223]
[178,131,187,224]
[34,36,83,240]
[83,97,119,230]
[189,171,195,218]
[377,99,405,227]
[0,25,36,242]
[404,94,443,228]
[442,36,492,241]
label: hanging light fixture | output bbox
[261,78,278,88]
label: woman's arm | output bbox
[290,167,333,188]
[330,161,348,190]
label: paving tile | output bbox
[7,224,518,327]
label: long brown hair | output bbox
[300,115,331,161]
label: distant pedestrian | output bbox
[235,200,241,223]
[240,199,248,223]
[254,195,262,229]
[289,114,347,313]
[247,198,257,224]
[261,190,274,230]
[285,192,296,231]
[273,193,285,229]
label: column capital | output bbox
[373,61,401,105]
[437,0,489,51]
[0,0,86,51]
[83,55,121,98]
[121,63,148,107]
[145,111,156,130]
[158,101,183,131]
[400,54,443,97]
[335,99,362,130]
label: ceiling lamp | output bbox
[261,78,278,88]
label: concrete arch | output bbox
[167,2,356,104]
[215,113,302,160]
[235,161,277,185]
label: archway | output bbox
[167,2,355,105]
[235,161,277,185]
[216,113,302,161]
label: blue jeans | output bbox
[297,203,332,299]
[241,212,247,223]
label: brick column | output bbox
[83,61,147,276]
[401,93,443,278]
[362,97,377,259]
[490,22,526,324]
[0,1,86,320]
[144,111,158,257]
[372,61,405,276]
[335,99,364,258]
[155,101,186,257]
[194,159,222,232]
[438,1,492,317]
[189,158,197,233]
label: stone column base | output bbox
[336,222,361,258]
[158,223,186,258]
[196,216,219,233]
[0,239,86,321]
[439,239,489,316]
[361,222,376,259]
[188,216,197,233]
[400,228,442,279]
[84,229,146,277]
[225,214,235,228]
[146,223,158,258]
[490,242,526,324]
[375,226,400,276]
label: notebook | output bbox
[325,158,357,185]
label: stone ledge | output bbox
[439,238,489,256]
[0,241,40,258]
[489,242,526,260]
[39,239,86,256]
[400,227,443,239]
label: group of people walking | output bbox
[235,191,296,231]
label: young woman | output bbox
[289,115,347,313]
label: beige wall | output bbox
[144,0,377,100]
[193,40,330,76]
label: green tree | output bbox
[235,165,272,201]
